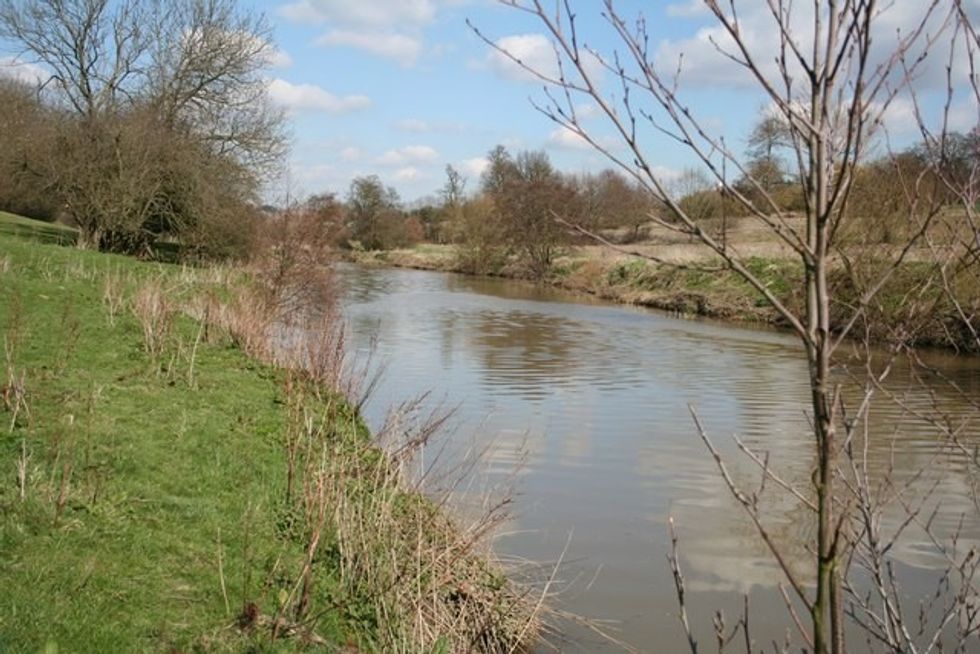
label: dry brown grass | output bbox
[2,295,29,434]
[101,270,125,326]
[275,376,541,652]
[130,278,174,361]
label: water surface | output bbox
[338,263,980,652]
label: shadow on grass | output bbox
[0,212,186,262]
[0,214,78,246]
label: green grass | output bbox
[0,211,77,246]
[0,215,361,651]
[0,213,535,652]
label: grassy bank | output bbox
[0,214,534,652]
[350,241,978,353]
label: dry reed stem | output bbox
[273,368,540,652]
[101,271,125,326]
[3,336,30,433]
[186,317,205,388]
[131,278,174,361]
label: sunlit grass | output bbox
[0,214,537,652]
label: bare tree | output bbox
[346,175,407,251]
[481,146,575,277]
[572,168,661,243]
[441,164,467,210]
[0,0,151,118]
[148,0,286,177]
[0,0,286,255]
[436,164,467,244]
[474,1,977,652]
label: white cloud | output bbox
[486,33,558,82]
[287,160,388,198]
[484,33,604,84]
[278,0,437,28]
[267,47,293,69]
[546,125,623,154]
[394,118,467,134]
[377,145,440,166]
[574,102,600,119]
[394,166,423,182]
[948,101,979,134]
[655,23,762,90]
[654,3,970,92]
[666,1,709,18]
[236,32,291,69]
[0,57,47,85]
[875,97,919,138]
[650,165,684,185]
[547,126,592,150]
[267,78,371,113]
[316,30,422,65]
[281,0,451,68]
[340,147,363,162]
[459,157,489,178]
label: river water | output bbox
[337,263,980,652]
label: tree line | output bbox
[290,122,978,279]
[1,0,975,281]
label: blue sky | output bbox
[2,0,977,203]
[255,0,978,203]
[260,0,769,202]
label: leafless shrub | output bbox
[453,195,509,275]
[250,199,340,326]
[209,286,273,360]
[0,0,287,256]
[130,278,174,361]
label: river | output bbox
[337,263,980,652]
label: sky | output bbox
[2,0,978,203]
[258,0,793,202]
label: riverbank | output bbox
[345,244,779,324]
[348,242,978,353]
[0,212,536,652]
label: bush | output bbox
[453,197,508,275]
[676,189,751,221]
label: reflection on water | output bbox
[338,263,980,652]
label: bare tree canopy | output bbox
[0,0,151,117]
